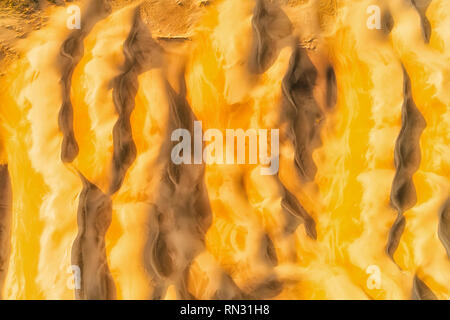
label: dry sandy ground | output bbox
[0,0,214,71]
[0,1,44,70]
